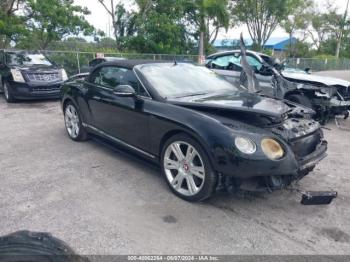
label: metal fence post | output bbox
[76,52,81,74]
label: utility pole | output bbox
[198,32,205,64]
[336,0,350,58]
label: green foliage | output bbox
[125,0,195,54]
[0,0,27,48]
[185,0,230,52]
[22,0,97,49]
[232,0,305,50]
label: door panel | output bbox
[86,66,150,152]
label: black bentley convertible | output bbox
[60,60,331,202]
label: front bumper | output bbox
[297,140,327,171]
[214,137,327,179]
[8,81,63,100]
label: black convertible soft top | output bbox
[96,59,172,70]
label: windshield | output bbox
[6,53,53,66]
[137,63,238,99]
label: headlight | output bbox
[261,138,284,160]
[234,137,257,154]
[61,69,68,81]
[11,69,25,83]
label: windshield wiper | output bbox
[174,92,208,98]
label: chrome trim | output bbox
[83,123,156,159]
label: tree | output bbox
[0,0,27,48]
[281,0,312,57]
[25,0,96,49]
[334,0,349,58]
[185,0,230,58]
[231,0,304,50]
[125,0,195,54]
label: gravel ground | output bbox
[1,78,350,255]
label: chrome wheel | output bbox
[65,105,80,139]
[3,82,9,100]
[164,141,206,196]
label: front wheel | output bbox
[64,102,88,141]
[3,81,15,103]
[161,134,217,202]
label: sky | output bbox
[74,0,349,41]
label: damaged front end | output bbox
[288,81,350,124]
[216,111,336,205]
[238,35,350,125]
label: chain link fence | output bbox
[3,49,350,75]
[39,50,199,76]
[286,58,350,72]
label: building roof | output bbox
[213,37,297,51]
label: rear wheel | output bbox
[161,134,217,202]
[64,102,88,141]
[3,81,15,103]
[286,94,312,109]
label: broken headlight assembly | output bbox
[261,138,285,160]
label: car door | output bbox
[208,53,242,86]
[85,65,151,152]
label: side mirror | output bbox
[0,63,5,69]
[305,68,311,74]
[113,85,136,97]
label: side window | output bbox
[90,66,128,89]
[90,66,150,97]
[245,55,263,71]
[122,70,150,97]
[211,55,241,70]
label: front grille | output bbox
[26,72,60,82]
[32,85,61,92]
[289,130,322,159]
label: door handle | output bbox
[93,96,102,101]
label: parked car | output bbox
[206,49,350,124]
[0,50,68,103]
[60,59,330,202]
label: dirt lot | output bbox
[1,87,350,255]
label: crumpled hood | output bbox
[168,91,292,119]
[282,71,350,88]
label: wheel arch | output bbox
[158,129,216,169]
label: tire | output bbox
[3,81,15,103]
[0,230,86,261]
[64,102,88,141]
[161,133,217,202]
[286,94,313,109]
